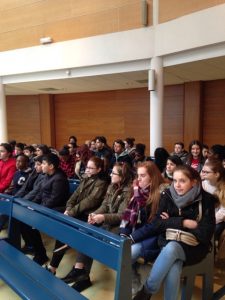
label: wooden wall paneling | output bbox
[6,95,41,145]
[0,26,43,51]
[70,0,137,16]
[0,2,45,33]
[163,84,184,153]
[183,81,203,147]
[0,0,148,51]
[6,79,225,154]
[202,79,225,146]
[39,94,55,147]
[0,0,71,33]
[121,90,150,148]
[159,0,225,23]
[54,88,150,153]
[43,9,118,42]
[118,0,147,30]
[0,0,40,11]
[42,0,147,42]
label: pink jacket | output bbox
[0,157,16,193]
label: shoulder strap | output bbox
[197,200,202,222]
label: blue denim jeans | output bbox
[145,241,186,300]
[131,242,142,264]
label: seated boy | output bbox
[6,154,32,195]
[24,145,36,169]
[20,153,70,265]
[15,155,44,200]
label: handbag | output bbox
[166,200,202,246]
[166,228,199,246]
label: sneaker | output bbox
[21,245,35,255]
[33,254,49,266]
[45,265,56,275]
[71,277,92,292]
[61,267,88,284]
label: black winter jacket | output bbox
[131,188,216,265]
[34,169,69,208]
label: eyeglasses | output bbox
[111,171,120,176]
[86,166,97,170]
[201,170,214,174]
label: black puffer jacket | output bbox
[34,169,69,208]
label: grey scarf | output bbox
[169,183,202,209]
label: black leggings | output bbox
[20,206,66,257]
[20,223,46,257]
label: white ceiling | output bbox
[5,56,225,95]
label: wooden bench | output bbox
[0,194,131,300]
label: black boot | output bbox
[132,285,151,300]
[71,276,92,292]
[61,267,88,284]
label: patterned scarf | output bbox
[121,185,150,226]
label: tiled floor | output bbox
[0,231,225,300]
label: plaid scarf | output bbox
[121,185,150,226]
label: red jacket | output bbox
[0,157,16,193]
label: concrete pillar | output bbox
[0,83,8,142]
[149,56,164,156]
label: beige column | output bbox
[0,83,8,142]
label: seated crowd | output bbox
[0,137,225,299]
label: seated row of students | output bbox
[163,155,225,244]
[5,136,225,183]
[1,140,224,236]
[1,139,224,221]
[43,160,164,292]
[130,157,224,299]
[45,159,133,291]
[52,158,221,299]
[76,138,225,177]
[0,143,224,244]
[35,155,221,298]
[65,159,223,297]
[1,139,224,299]
[131,164,216,300]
